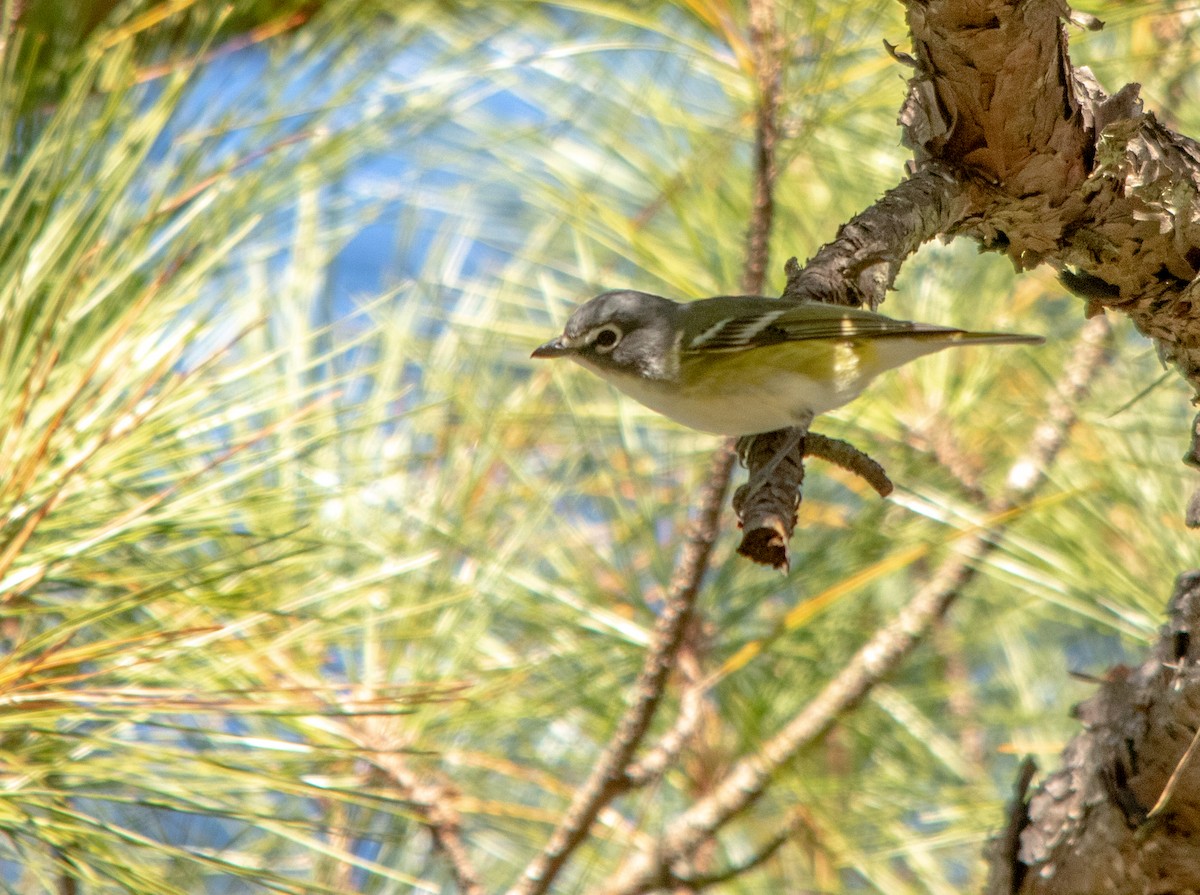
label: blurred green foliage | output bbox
[0,1,1196,892]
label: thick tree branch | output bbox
[745,0,1200,560]
[992,570,1200,894]
[906,0,1200,386]
[887,2,1200,890]
[781,167,971,308]
[903,0,1090,195]
[736,169,969,565]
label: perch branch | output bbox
[675,811,804,889]
[733,431,893,569]
[624,675,706,788]
[600,313,1111,895]
[737,170,970,566]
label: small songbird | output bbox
[532,290,1043,435]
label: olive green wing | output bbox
[679,297,963,354]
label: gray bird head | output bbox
[531,290,681,381]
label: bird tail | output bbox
[902,323,1041,345]
[942,330,1045,346]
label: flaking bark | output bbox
[895,2,1200,892]
[739,5,1200,887]
[743,0,1200,564]
[989,572,1200,894]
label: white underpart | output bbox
[575,334,964,436]
[588,365,856,435]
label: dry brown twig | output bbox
[598,312,1112,895]
[624,652,708,788]
[508,5,787,892]
[508,445,736,895]
[734,169,971,566]
[305,707,484,895]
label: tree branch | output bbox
[906,0,1200,389]
[994,567,1200,894]
[734,431,893,569]
[735,169,969,566]
[599,313,1112,895]
[675,811,804,890]
[739,0,782,298]
[509,445,736,895]
[624,673,706,789]
[351,717,484,895]
[743,0,1200,560]
[987,756,1039,895]
[513,4,787,887]
[801,433,893,498]
[781,167,971,308]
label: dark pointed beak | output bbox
[532,337,571,359]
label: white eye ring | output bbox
[591,326,622,352]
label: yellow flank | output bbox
[679,339,878,395]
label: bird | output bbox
[532,289,1043,436]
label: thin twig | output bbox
[728,0,791,568]
[509,445,737,895]
[625,674,707,788]
[511,2,786,887]
[53,848,77,895]
[903,423,987,503]
[352,717,484,895]
[985,756,1037,895]
[803,433,893,497]
[675,811,804,889]
[600,314,1113,895]
[739,0,781,297]
[936,621,987,767]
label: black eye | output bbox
[592,326,621,351]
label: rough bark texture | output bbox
[739,2,1200,564]
[987,572,1200,894]
[890,2,1200,893]
[735,171,969,563]
[905,0,1200,387]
